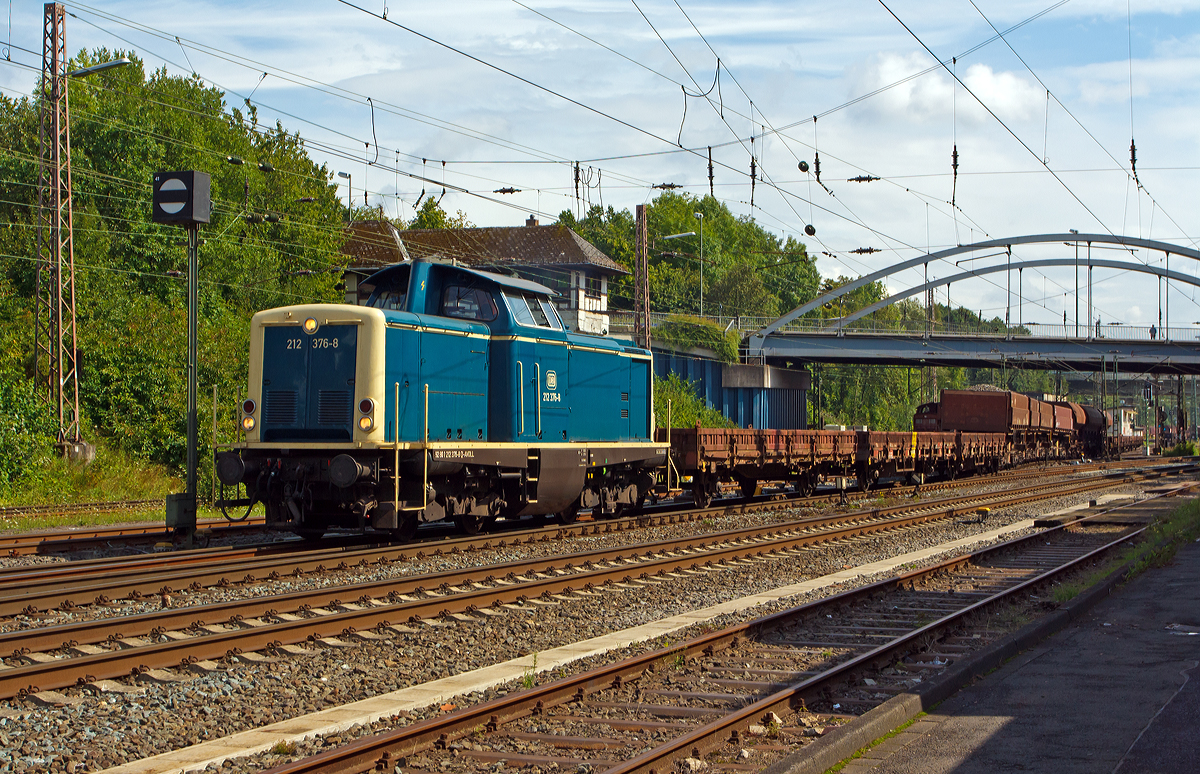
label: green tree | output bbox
[0,49,346,484]
[408,197,474,229]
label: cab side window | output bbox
[503,291,561,330]
[440,285,497,322]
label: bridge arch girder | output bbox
[832,257,1200,330]
[748,233,1200,349]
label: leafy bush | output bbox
[654,316,739,363]
[0,369,56,488]
[1162,440,1196,457]
[653,374,734,429]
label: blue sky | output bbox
[4,0,1200,328]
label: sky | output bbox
[3,0,1200,330]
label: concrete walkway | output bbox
[835,540,1200,774]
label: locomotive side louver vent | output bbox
[318,390,352,425]
[621,408,630,418]
[621,392,629,402]
[264,390,298,424]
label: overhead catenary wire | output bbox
[9,2,1171,324]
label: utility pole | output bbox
[634,204,650,350]
[33,2,88,460]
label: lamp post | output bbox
[694,212,705,316]
[338,171,352,216]
[66,57,131,78]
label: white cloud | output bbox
[846,53,1042,125]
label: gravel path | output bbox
[0,478,1154,774]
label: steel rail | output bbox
[0,468,1112,656]
[0,457,1177,604]
[0,465,1160,618]
[258,485,1173,774]
[0,457,1164,558]
[0,516,266,555]
[0,471,1151,701]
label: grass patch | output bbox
[1119,497,1200,579]
[270,740,297,756]
[0,435,268,533]
[0,437,181,507]
[823,712,927,773]
[1047,498,1200,605]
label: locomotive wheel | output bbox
[454,512,486,536]
[558,507,579,524]
[296,527,326,541]
[391,512,419,542]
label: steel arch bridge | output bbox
[746,233,1200,375]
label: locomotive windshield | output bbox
[365,265,410,311]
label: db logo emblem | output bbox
[545,370,557,390]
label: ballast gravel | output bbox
[0,468,1127,634]
[0,477,1156,774]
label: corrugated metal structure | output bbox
[652,348,810,430]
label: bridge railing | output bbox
[609,311,1200,343]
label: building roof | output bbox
[343,221,628,276]
[364,263,558,298]
[342,220,408,269]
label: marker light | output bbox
[303,317,319,334]
[359,398,374,414]
[242,398,256,415]
[242,416,256,431]
[358,415,374,432]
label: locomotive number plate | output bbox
[542,392,562,402]
[283,337,341,350]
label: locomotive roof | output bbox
[364,261,558,297]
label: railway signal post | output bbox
[152,170,211,547]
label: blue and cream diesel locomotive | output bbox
[215,256,667,539]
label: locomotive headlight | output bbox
[242,415,256,431]
[357,397,375,433]
[303,317,319,334]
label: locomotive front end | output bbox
[215,303,389,537]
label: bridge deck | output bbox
[757,331,1200,374]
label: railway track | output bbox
[0,460,1175,617]
[0,457,1173,597]
[0,515,267,556]
[0,465,1165,703]
[0,457,1167,558]
[259,490,1167,774]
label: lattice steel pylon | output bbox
[634,204,651,350]
[33,2,82,450]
